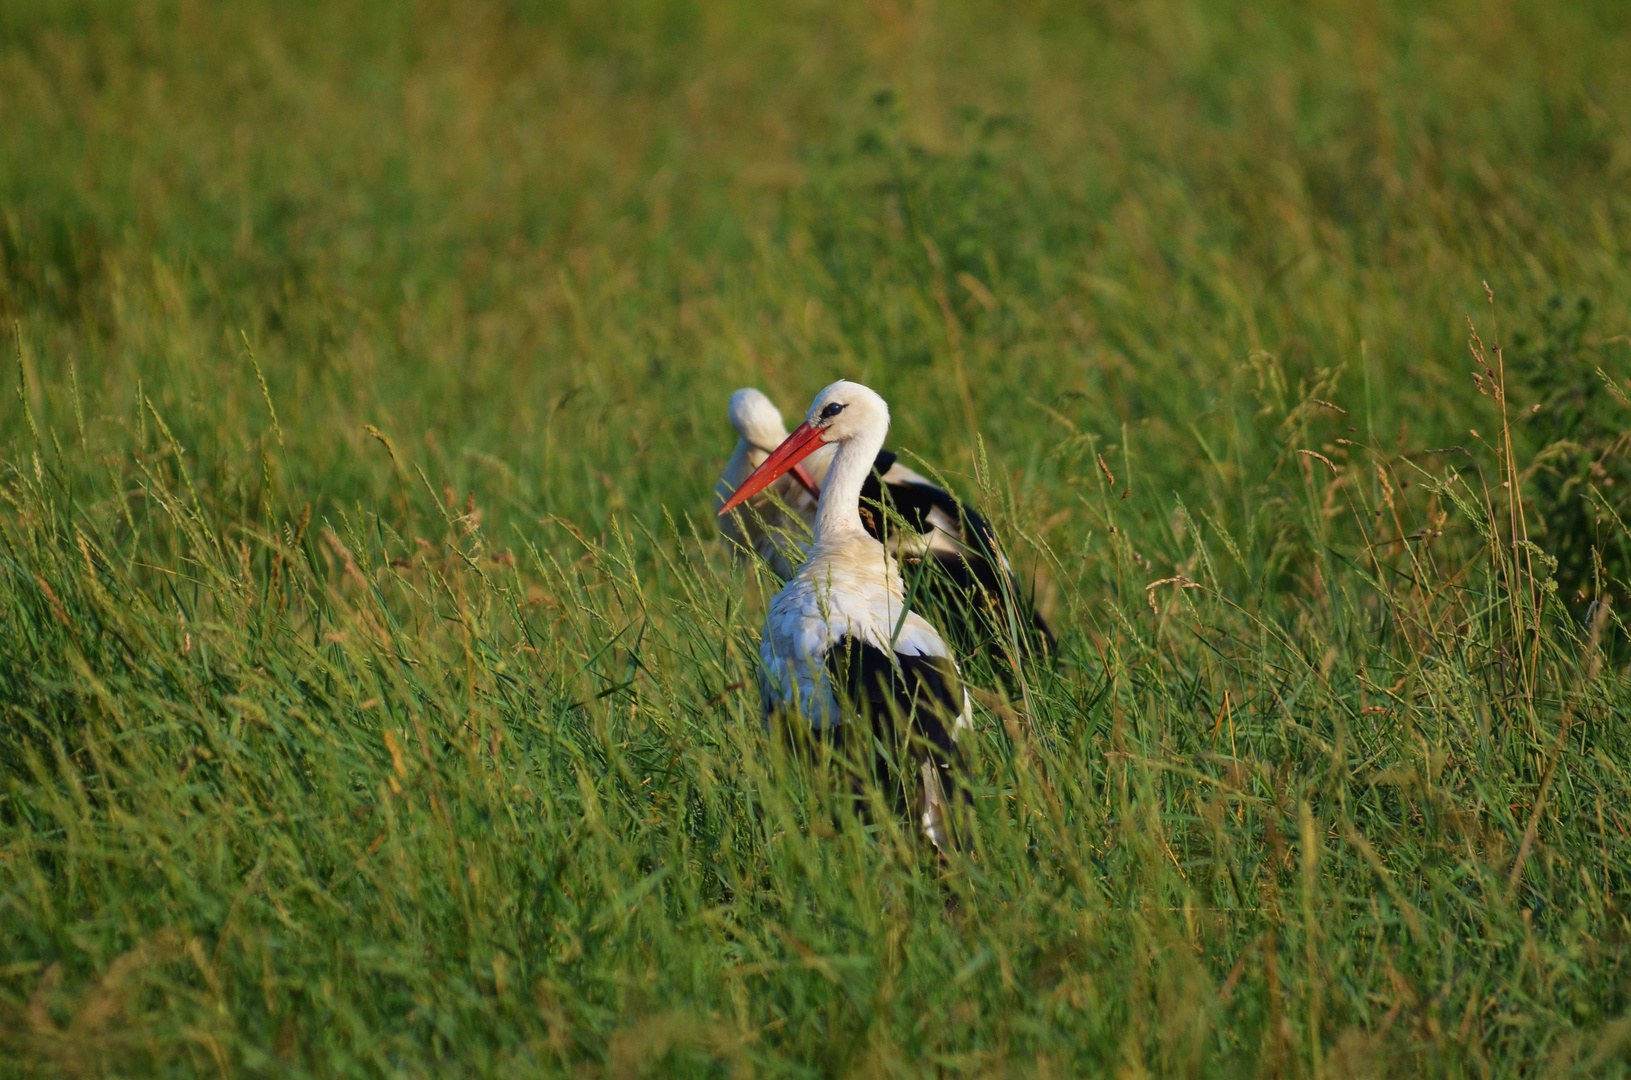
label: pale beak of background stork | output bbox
[790,462,821,497]
[719,422,826,515]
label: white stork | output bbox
[717,387,1053,672]
[719,380,972,850]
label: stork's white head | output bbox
[727,388,789,453]
[718,379,892,518]
[804,380,890,446]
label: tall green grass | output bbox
[2,0,1630,1075]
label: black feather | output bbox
[822,635,968,839]
[857,463,1055,678]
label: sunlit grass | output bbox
[2,0,1630,1075]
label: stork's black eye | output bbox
[820,402,846,420]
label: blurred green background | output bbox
[3,1,1631,1076]
[5,0,1627,534]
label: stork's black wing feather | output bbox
[856,462,1056,665]
[858,468,998,561]
[823,636,966,820]
[826,636,962,758]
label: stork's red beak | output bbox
[719,422,827,515]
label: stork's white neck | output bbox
[813,424,887,542]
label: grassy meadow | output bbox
[4,0,1631,1075]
